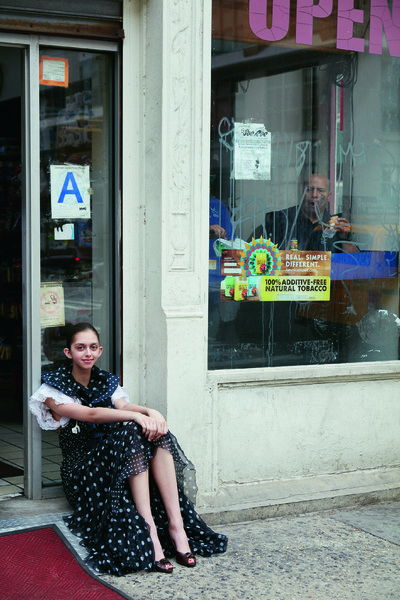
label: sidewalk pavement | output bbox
[1,498,399,599]
[99,501,400,600]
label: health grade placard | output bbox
[260,275,330,301]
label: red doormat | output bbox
[0,525,132,600]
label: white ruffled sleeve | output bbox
[29,383,79,430]
[111,385,130,405]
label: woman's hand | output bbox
[112,398,168,440]
[147,409,168,438]
[134,411,168,441]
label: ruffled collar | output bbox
[42,363,119,406]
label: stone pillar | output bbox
[123,0,215,499]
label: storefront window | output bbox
[209,0,400,369]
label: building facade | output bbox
[0,0,399,516]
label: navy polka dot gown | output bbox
[41,365,228,575]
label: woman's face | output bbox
[64,329,103,370]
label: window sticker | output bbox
[40,282,65,328]
[54,224,74,241]
[260,275,331,302]
[221,238,331,301]
[40,56,69,87]
[50,164,91,219]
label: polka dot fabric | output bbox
[40,365,228,575]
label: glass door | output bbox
[38,47,118,490]
[0,37,119,500]
[39,48,116,366]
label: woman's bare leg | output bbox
[150,448,191,554]
[128,470,165,562]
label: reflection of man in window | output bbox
[237,173,360,366]
[256,173,358,253]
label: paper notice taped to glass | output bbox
[234,122,271,180]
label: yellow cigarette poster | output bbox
[221,240,332,302]
[260,276,331,302]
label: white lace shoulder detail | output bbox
[111,385,130,405]
[29,383,80,430]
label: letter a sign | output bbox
[50,164,91,219]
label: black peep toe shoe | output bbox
[170,539,196,568]
[175,550,196,568]
[155,558,174,573]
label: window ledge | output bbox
[208,361,400,387]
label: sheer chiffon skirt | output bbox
[59,421,227,575]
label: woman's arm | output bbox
[113,397,168,438]
[113,397,149,415]
[44,397,164,441]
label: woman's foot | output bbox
[155,558,174,573]
[169,525,196,568]
[173,547,196,568]
[168,524,191,554]
[149,522,173,572]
